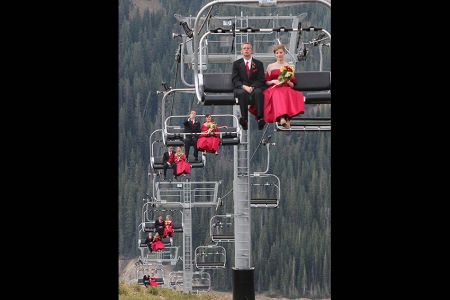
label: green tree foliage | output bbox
[119,0,330,297]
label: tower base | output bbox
[232,268,255,300]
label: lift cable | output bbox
[250,123,272,162]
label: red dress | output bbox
[250,69,304,123]
[197,123,220,153]
[151,236,165,251]
[149,276,158,287]
[174,153,190,176]
[163,220,174,238]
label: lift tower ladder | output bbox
[182,181,193,293]
[233,105,252,270]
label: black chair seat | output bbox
[189,161,204,168]
[153,159,204,170]
[153,163,164,170]
[145,225,183,232]
[196,262,225,267]
[250,199,278,205]
[203,93,236,105]
[212,234,234,240]
[201,71,331,106]
[193,285,210,290]
[289,117,331,126]
[220,138,239,145]
[165,140,185,146]
[304,92,331,104]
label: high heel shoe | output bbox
[279,117,287,127]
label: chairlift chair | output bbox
[210,214,235,242]
[250,173,281,208]
[181,6,331,131]
[146,246,179,266]
[149,129,206,171]
[163,114,241,147]
[192,271,211,292]
[194,245,226,269]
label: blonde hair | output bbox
[272,44,286,53]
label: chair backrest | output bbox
[293,71,331,91]
[202,71,331,93]
[203,73,234,93]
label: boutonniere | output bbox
[251,62,258,73]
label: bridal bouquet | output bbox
[277,65,294,83]
[206,122,216,135]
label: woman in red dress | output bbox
[150,232,165,252]
[163,215,174,245]
[149,272,158,287]
[197,114,228,155]
[262,44,304,128]
[174,146,190,176]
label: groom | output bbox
[232,42,266,130]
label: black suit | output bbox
[154,219,165,237]
[143,275,149,287]
[232,58,265,120]
[162,151,175,178]
[183,119,201,160]
[144,236,153,252]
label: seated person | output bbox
[143,274,150,288]
[197,114,228,156]
[150,233,165,252]
[163,215,174,245]
[173,146,190,177]
[154,215,165,237]
[162,146,175,180]
[261,44,304,128]
[183,110,201,162]
[144,232,153,253]
[149,272,158,287]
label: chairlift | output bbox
[176,3,331,132]
[136,264,165,285]
[210,214,235,242]
[192,271,211,292]
[153,180,221,208]
[145,246,179,266]
[195,245,226,269]
[163,114,241,147]
[250,173,281,208]
[169,271,184,289]
[149,129,205,171]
